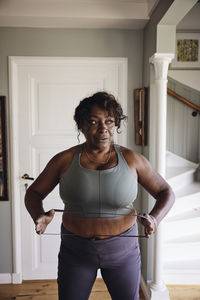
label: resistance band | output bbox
[42,209,151,238]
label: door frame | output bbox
[9,56,128,283]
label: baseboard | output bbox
[12,273,22,284]
[97,269,102,278]
[0,273,11,284]
[140,274,151,300]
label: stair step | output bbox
[164,259,200,270]
[166,151,198,191]
[167,170,196,191]
[164,152,200,285]
[166,151,198,169]
[164,267,200,284]
[163,233,200,243]
[174,182,200,198]
[163,217,200,241]
[163,242,200,262]
[166,166,197,180]
[166,179,200,218]
[166,205,200,221]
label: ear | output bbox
[80,122,88,134]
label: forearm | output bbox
[149,187,175,224]
[24,188,45,223]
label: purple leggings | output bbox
[57,223,141,300]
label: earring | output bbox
[77,130,81,144]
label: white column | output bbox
[149,53,174,300]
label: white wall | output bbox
[168,70,200,92]
[177,2,200,31]
[167,77,200,163]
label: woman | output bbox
[25,91,175,300]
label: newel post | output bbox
[149,53,174,300]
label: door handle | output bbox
[21,173,34,180]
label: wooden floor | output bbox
[167,285,200,300]
[0,279,144,300]
[0,279,200,300]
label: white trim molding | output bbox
[0,273,11,284]
[9,57,23,284]
[12,273,22,284]
[0,273,22,284]
[148,53,174,300]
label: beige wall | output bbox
[0,27,143,274]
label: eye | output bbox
[89,119,98,125]
[106,119,114,125]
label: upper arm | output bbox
[134,153,170,198]
[121,147,170,198]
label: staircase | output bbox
[163,151,200,284]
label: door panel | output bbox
[12,57,127,279]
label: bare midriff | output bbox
[62,209,137,239]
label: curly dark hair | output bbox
[74,91,127,133]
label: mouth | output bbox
[95,137,109,143]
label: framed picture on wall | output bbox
[0,96,8,200]
[170,31,200,70]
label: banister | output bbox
[167,88,200,112]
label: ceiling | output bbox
[177,1,200,30]
[0,0,160,29]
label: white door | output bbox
[9,57,127,280]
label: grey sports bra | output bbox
[59,144,138,218]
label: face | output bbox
[81,104,115,149]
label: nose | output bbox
[98,121,108,133]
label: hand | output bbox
[35,209,55,235]
[137,214,156,238]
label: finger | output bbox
[147,228,154,235]
[141,220,152,231]
[140,214,152,224]
[137,214,147,225]
[45,209,55,218]
[35,226,43,235]
[144,222,153,233]
[49,209,55,217]
[35,225,45,235]
[45,210,55,225]
[143,215,155,230]
[145,227,153,238]
[35,213,46,224]
[144,227,150,238]
[146,222,154,231]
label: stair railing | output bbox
[167,88,200,112]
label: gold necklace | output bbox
[84,144,112,165]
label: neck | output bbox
[84,142,112,153]
[84,142,113,165]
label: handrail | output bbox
[167,88,200,112]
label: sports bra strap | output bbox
[75,144,83,155]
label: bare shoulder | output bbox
[52,145,77,163]
[119,145,147,171]
[49,145,78,174]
